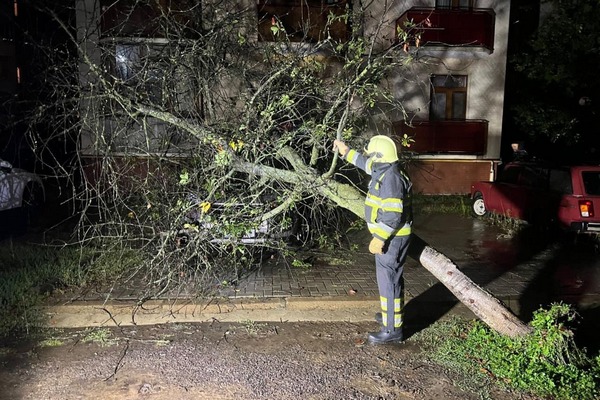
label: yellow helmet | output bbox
[365,135,398,163]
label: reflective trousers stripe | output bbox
[380,296,403,328]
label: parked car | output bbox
[471,162,600,233]
[0,158,44,219]
[179,190,309,246]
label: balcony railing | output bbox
[392,120,488,155]
[397,7,495,51]
[257,0,350,43]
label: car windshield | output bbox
[498,166,520,184]
[582,171,600,195]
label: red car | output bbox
[470,162,600,233]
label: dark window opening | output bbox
[257,0,350,43]
[435,0,473,10]
[430,74,467,120]
[100,0,199,38]
[583,171,600,195]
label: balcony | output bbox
[100,0,198,39]
[257,0,350,43]
[397,7,495,51]
[392,120,488,155]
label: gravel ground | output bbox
[0,321,539,400]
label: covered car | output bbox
[0,158,44,214]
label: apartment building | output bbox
[76,0,511,194]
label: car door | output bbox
[487,164,526,219]
[516,165,561,223]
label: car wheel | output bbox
[471,193,488,217]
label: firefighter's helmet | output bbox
[365,135,399,163]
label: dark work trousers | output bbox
[375,234,410,331]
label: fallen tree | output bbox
[17,1,532,337]
[235,150,533,338]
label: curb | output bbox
[43,293,600,329]
[44,296,383,328]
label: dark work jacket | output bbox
[343,148,412,241]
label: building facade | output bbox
[388,0,510,194]
[76,0,511,194]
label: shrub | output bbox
[416,303,600,399]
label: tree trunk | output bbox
[235,159,532,337]
[408,236,533,337]
[323,176,532,337]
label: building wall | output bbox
[373,0,511,194]
[378,0,511,162]
[407,159,497,195]
[75,0,511,194]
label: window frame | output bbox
[435,0,473,10]
[429,74,468,121]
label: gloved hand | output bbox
[333,139,349,157]
[368,237,385,254]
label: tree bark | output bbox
[234,158,533,337]
[408,236,533,338]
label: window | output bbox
[518,166,548,189]
[102,43,162,94]
[101,41,202,117]
[114,44,141,82]
[430,75,467,120]
[582,171,600,195]
[100,0,199,38]
[257,0,350,43]
[435,0,472,10]
[549,169,573,194]
[498,166,520,184]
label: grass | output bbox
[413,194,472,216]
[0,241,142,337]
[81,328,117,346]
[38,338,65,347]
[413,303,600,400]
[241,319,269,335]
[411,194,537,236]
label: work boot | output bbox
[368,329,403,344]
[375,312,383,325]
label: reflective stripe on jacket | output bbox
[344,149,412,241]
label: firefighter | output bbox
[333,135,412,344]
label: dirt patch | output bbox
[0,321,539,400]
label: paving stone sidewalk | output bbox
[53,214,600,315]
[62,246,567,307]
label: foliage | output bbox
[38,338,65,348]
[9,1,426,298]
[0,241,140,337]
[81,328,117,347]
[510,0,600,158]
[416,303,600,400]
[484,212,527,237]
